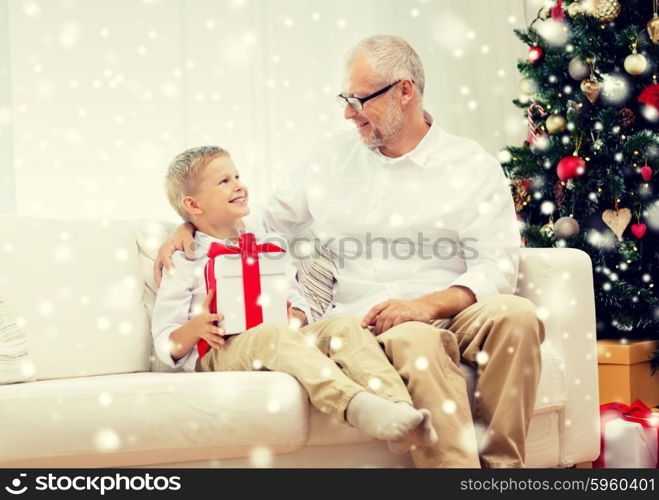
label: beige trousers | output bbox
[197,316,413,422]
[376,294,545,468]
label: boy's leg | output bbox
[199,322,362,421]
[300,316,413,406]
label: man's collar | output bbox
[372,110,439,168]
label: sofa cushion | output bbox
[132,219,178,373]
[0,371,309,467]
[306,343,567,447]
[0,217,151,379]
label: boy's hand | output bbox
[287,301,308,329]
[191,290,225,349]
[154,222,197,288]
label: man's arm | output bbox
[262,150,316,238]
[153,222,196,287]
[361,286,475,335]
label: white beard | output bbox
[360,100,405,149]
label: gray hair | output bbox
[346,35,425,96]
[165,145,230,222]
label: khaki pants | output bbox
[376,294,545,468]
[197,316,413,422]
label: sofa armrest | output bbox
[517,248,600,465]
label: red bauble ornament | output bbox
[557,156,586,182]
[528,46,544,63]
[638,84,659,110]
[631,223,647,239]
[641,165,653,182]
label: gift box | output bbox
[597,340,659,407]
[594,400,659,468]
[197,232,289,357]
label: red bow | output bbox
[593,400,659,468]
[198,233,284,358]
[550,0,564,21]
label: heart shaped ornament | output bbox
[580,77,602,104]
[602,208,632,241]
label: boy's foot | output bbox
[387,407,438,455]
[346,392,424,441]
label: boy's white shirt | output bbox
[151,216,311,372]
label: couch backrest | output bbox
[0,217,151,380]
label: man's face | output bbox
[342,53,405,148]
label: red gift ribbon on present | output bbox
[198,232,285,358]
[593,400,659,468]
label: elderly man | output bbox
[155,35,544,468]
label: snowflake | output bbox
[94,429,121,452]
[414,356,429,371]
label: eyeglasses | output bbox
[336,80,402,112]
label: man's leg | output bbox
[376,321,481,468]
[442,294,545,468]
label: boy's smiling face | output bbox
[184,155,250,224]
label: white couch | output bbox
[0,217,601,468]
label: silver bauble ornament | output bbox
[554,216,580,239]
[568,57,590,80]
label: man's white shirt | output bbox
[263,113,521,319]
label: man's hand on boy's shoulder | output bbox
[154,222,197,287]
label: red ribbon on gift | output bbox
[198,232,285,358]
[593,399,659,468]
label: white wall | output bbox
[0,0,14,215]
[2,0,531,222]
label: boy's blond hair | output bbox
[165,146,230,222]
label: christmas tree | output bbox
[501,0,659,341]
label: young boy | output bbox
[152,145,437,454]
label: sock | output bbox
[346,392,424,441]
[387,407,438,455]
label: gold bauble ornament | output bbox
[624,50,648,75]
[546,114,567,134]
[519,77,537,96]
[588,0,621,22]
[580,77,602,104]
[648,13,659,44]
[540,221,555,238]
